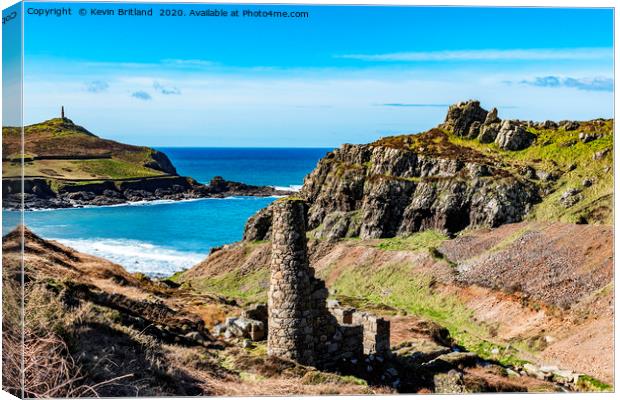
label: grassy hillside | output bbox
[448,120,613,225]
[2,117,176,180]
[374,119,613,225]
[178,221,613,389]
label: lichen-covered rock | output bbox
[441,100,488,137]
[478,122,501,144]
[560,188,582,208]
[243,207,273,241]
[495,120,535,150]
[312,210,361,241]
[593,148,611,160]
[541,120,558,129]
[433,370,470,393]
[484,107,501,125]
[360,176,417,239]
[560,120,580,131]
[467,121,482,138]
[214,316,266,341]
[579,132,603,143]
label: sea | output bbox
[2,148,332,277]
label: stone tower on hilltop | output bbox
[61,106,65,119]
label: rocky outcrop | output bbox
[495,120,535,151]
[478,108,503,143]
[206,176,290,197]
[213,315,266,341]
[144,150,178,175]
[245,127,539,241]
[244,101,608,242]
[3,176,293,210]
[441,100,488,138]
[243,207,274,241]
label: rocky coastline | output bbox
[2,175,294,210]
[244,100,612,241]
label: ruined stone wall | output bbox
[268,198,390,368]
[352,311,391,355]
[328,302,390,356]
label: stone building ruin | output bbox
[267,198,390,367]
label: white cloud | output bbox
[85,80,109,93]
[518,75,613,92]
[153,81,181,95]
[23,63,613,147]
[161,59,217,68]
[131,91,152,101]
[338,47,613,62]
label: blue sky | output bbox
[12,3,615,146]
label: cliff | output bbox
[244,101,613,241]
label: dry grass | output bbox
[187,303,230,328]
[2,279,96,398]
[207,376,392,396]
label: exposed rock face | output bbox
[495,120,535,151]
[579,132,603,143]
[560,120,580,131]
[441,100,488,137]
[246,130,539,241]
[484,107,500,125]
[207,176,292,197]
[267,199,390,367]
[243,207,274,241]
[144,150,178,175]
[243,101,608,242]
[478,107,502,143]
[479,123,501,143]
[214,316,266,341]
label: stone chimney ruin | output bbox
[267,198,390,367]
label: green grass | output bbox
[449,121,613,225]
[166,269,187,283]
[72,158,163,179]
[321,258,539,366]
[192,267,270,304]
[301,370,368,386]
[375,230,448,252]
[326,262,467,321]
[576,375,613,392]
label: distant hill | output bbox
[2,117,177,180]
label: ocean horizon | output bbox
[3,147,332,276]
